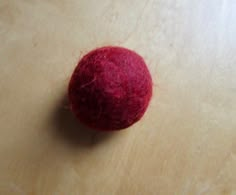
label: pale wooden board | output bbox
[0,0,236,194]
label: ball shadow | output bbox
[52,94,115,148]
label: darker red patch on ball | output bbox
[68,46,152,131]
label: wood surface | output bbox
[0,0,236,194]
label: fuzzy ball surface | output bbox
[68,46,152,131]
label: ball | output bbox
[68,46,152,131]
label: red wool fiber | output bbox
[68,46,152,131]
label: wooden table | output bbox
[0,0,235,194]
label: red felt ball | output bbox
[68,46,152,131]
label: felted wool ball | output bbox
[68,46,152,131]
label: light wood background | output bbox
[0,0,236,194]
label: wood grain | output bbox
[0,0,236,194]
